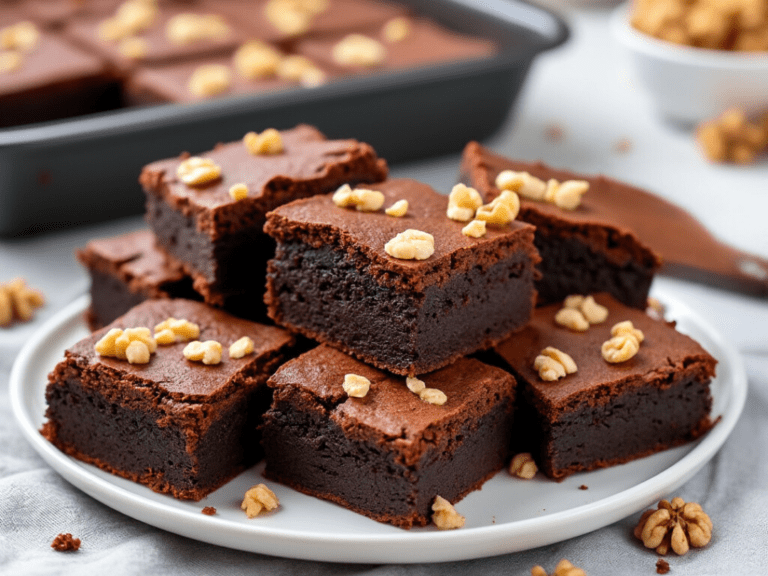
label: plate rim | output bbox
[9,292,747,563]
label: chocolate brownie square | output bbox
[77,229,198,331]
[262,345,516,528]
[42,298,295,500]
[264,177,539,376]
[493,293,716,480]
[460,142,662,308]
[140,124,388,307]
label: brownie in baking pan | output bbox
[77,229,198,331]
[493,293,716,480]
[42,298,295,501]
[262,345,516,528]
[460,142,662,309]
[140,124,388,307]
[264,177,539,376]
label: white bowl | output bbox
[610,3,768,125]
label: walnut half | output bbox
[634,497,713,555]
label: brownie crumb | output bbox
[656,558,670,574]
[614,138,633,153]
[202,506,217,516]
[51,533,81,552]
[544,123,564,142]
[578,485,588,490]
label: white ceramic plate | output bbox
[10,291,746,564]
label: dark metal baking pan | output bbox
[0,0,568,236]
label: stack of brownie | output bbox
[43,125,718,530]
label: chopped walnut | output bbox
[602,321,644,363]
[183,340,223,365]
[405,376,425,394]
[276,54,326,86]
[233,40,281,79]
[554,308,590,332]
[263,0,325,36]
[549,180,589,210]
[634,497,713,555]
[447,183,483,222]
[0,278,44,326]
[332,33,386,67]
[419,388,447,405]
[332,184,385,212]
[432,496,465,530]
[166,13,230,45]
[51,533,81,552]
[243,128,283,155]
[697,108,768,164]
[95,327,156,363]
[154,317,200,344]
[384,229,435,260]
[241,483,279,518]
[382,16,412,42]
[176,156,222,186]
[475,190,520,226]
[611,320,645,343]
[342,373,370,398]
[509,452,537,479]
[0,51,23,73]
[97,0,157,42]
[118,36,148,59]
[531,559,587,576]
[534,346,577,381]
[579,295,609,324]
[229,336,255,359]
[228,183,249,201]
[0,21,40,52]
[385,199,408,217]
[462,219,487,238]
[125,340,151,364]
[188,64,231,97]
[556,294,608,330]
[495,170,547,201]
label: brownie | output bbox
[140,124,388,307]
[23,0,121,29]
[493,293,716,480]
[262,345,516,528]
[264,177,540,376]
[77,229,199,330]
[42,298,295,500]
[460,142,662,309]
[0,11,120,128]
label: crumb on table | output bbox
[578,484,588,490]
[202,506,217,516]
[656,558,670,574]
[51,533,81,552]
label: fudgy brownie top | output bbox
[139,124,388,235]
[296,17,497,74]
[265,177,539,291]
[461,142,662,270]
[66,298,294,400]
[494,293,717,413]
[77,229,188,293]
[268,345,515,464]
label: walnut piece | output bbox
[166,13,230,45]
[243,128,284,155]
[95,327,157,363]
[233,41,281,79]
[419,387,447,405]
[555,294,608,331]
[531,559,587,576]
[496,170,547,201]
[405,376,425,394]
[97,0,157,42]
[634,497,713,555]
[0,21,40,51]
[0,51,23,73]
[154,317,200,344]
[602,320,644,362]
[534,346,577,381]
[241,483,279,518]
[118,36,148,59]
[554,307,590,332]
[51,533,81,552]
[332,33,386,67]
[544,179,589,210]
[697,108,768,164]
[461,219,487,238]
[229,336,255,359]
[183,340,222,365]
[385,199,408,217]
[176,156,222,186]
[509,452,537,479]
[342,373,370,398]
[475,190,520,226]
[263,0,326,36]
[276,54,326,86]
[332,184,385,212]
[188,64,231,97]
[382,16,412,42]
[385,229,435,260]
[228,183,249,201]
[0,278,44,326]
[447,183,483,222]
[431,496,465,530]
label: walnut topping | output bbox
[118,36,148,59]
[228,183,249,201]
[495,170,547,201]
[154,317,200,344]
[611,320,645,343]
[0,278,44,326]
[601,321,644,363]
[233,40,281,79]
[343,373,371,398]
[509,452,538,479]
[634,497,713,555]
[697,108,768,164]
[475,190,520,226]
[405,376,425,394]
[176,156,222,186]
[531,559,587,576]
[264,0,327,36]
[332,184,385,212]
[95,327,157,363]
[432,496,465,530]
[555,294,608,331]
[0,51,22,73]
[461,219,487,238]
[243,128,283,155]
[183,340,223,365]
[0,21,40,52]
[229,336,255,359]
[188,64,231,97]
[332,34,386,67]
[419,387,447,405]
[382,16,412,43]
[544,179,589,210]
[166,13,230,45]
[385,199,408,217]
[276,54,326,86]
[385,229,435,260]
[534,346,577,381]
[97,0,157,42]
[554,307,590,332]
[241,483,279,518]
[447,183,483,222]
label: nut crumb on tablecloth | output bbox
[51,533,80,552]
[656,558,671,574]
[202,506,217,515]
